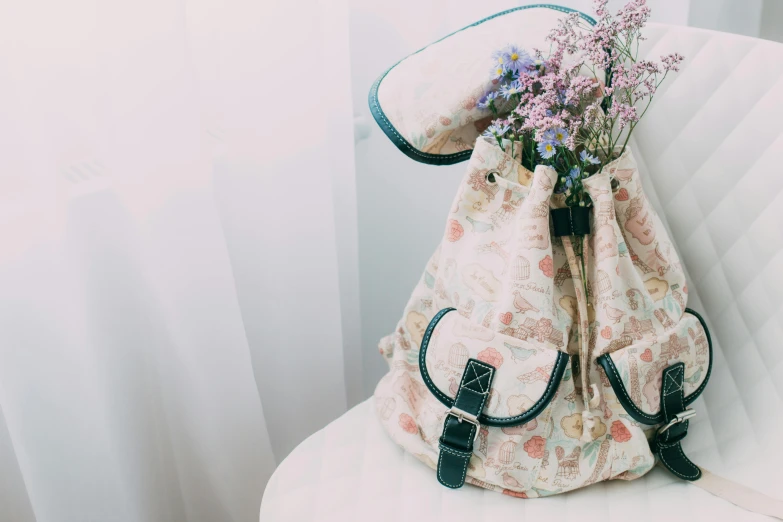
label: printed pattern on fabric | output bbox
[423,310,562,420]
[605,312,709,415]
[374,139,705,497]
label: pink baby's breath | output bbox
[479,0,682,207]
[661,53,684,72]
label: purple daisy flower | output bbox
[579,150,600,165]
[537,140,557,159]
[551,127,569,145]
[502,45,533,74]
[477,91,499,109]
[482,123,511,139]
[556,167,580,194]
[490,62,506,80]
[491,48,507,67]
[500,81,523,99]
[541,127,567,144]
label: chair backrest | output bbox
[632,23,783,484]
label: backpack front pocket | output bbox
[415,307,569,493]
[420,307,568,426]
[597,308,712,425]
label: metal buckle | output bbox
[657,408,696,435]
[446,407,481,443]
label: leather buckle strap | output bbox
[653,363,702,480]
[445,407,481,442]
[436,358,495,489]
[657,408,696,435]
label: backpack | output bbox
[369,5,783,518]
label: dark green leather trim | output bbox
[437,358,495,488]
[597,308,713,425]
[653,363,702,480]
[551,206,591,237]
[368,5,596,166]
[419,307,568,427]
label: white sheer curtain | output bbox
[0,1,358,521]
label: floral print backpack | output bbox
[369,5,783,518]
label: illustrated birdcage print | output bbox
[511,256,530,281]
[448,342,469,369]
[377,396,396,421]
[596,270,612,295]
[491,189,523,224]
[499,439,517,466]
[555,446,581,480]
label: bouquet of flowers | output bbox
[479,0,683,208]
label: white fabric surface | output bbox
[0,1,359,521]
[262,21,783,521]
[260,400,779,522]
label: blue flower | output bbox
[537,140,557,159]
[555,167,581,193]
[500,81,523,99]
[579,150,600,165]
[551,127,569,144]
[541,127,567,144]
[492,48,507,67]
[502,45,534,74]
[490,62,506,80]
[478,91,499,109]
[483,123,511,139]
[567,166,580,184]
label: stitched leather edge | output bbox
[367,5,596,166]
[418,307,568,427]
[657,362,701,480]
[597,308,713,425]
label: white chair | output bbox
[261,22,783,522]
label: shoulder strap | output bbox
[691,467,783,520]
[654,363,783,519]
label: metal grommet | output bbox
[486,170,499,184]
[610,178,620,191]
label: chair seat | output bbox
[260,399,775,521]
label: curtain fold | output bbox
[0,0,357,521]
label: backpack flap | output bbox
[369,5,598,165]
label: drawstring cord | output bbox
[562,234,598,441]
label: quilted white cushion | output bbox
[261,21,783,521]
[261,400,779,522]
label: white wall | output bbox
[761,0,783,43]
[349,0,781,398]
[688,0,763,37]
